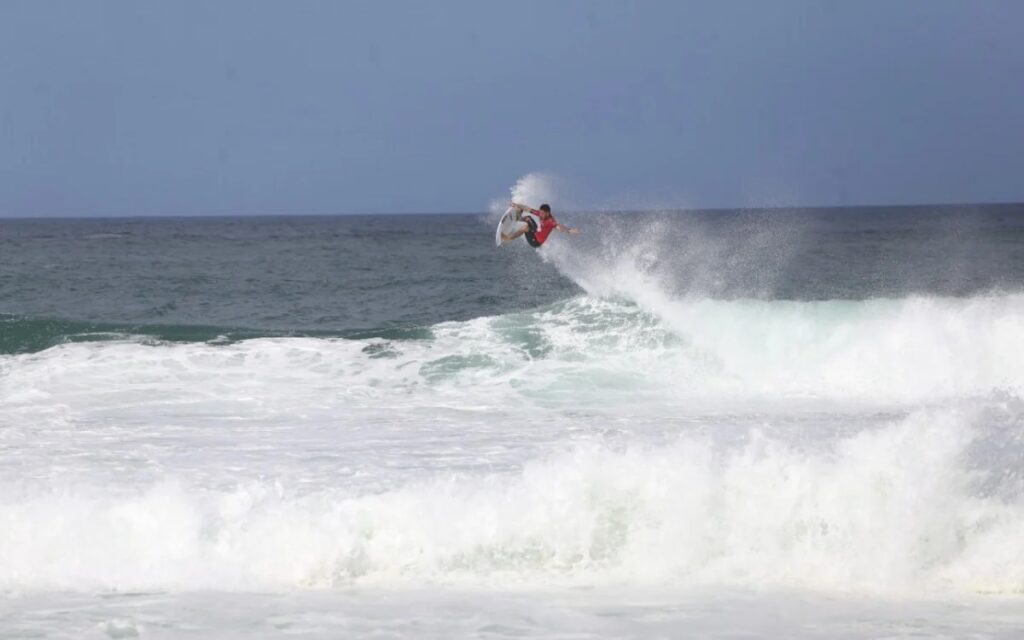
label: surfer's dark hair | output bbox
[539,204,551,213]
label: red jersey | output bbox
[532,215,558,245]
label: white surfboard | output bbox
[495,207,521,246]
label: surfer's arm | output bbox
[510,202,539,215]
[556,223,579,234]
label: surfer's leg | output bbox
[503,224,529,242]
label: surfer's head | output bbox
[539,204,551,218]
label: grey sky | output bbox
[2,1,1022,216]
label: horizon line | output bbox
[1,200,1022,221]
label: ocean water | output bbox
[2,198,1024,638]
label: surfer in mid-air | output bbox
[501,202,578,247]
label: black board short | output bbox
[524,216,542,248]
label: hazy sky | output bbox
[2,1,1023,216]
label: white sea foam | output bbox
[4,291,1021,596]
[1,406,1021,594]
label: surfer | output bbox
[501,202,578,247]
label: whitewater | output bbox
[2,186,1024,637]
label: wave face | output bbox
[4,293,1023,408]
